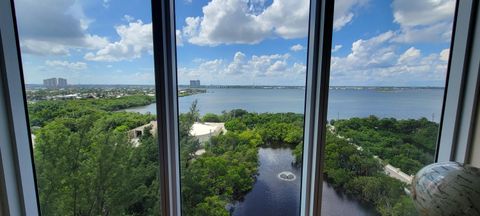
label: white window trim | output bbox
[1,0,479,215]
[0,0,40,215]
[437,0,480,163]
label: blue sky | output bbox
[15,0,455,86]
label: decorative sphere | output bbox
[411,162,480,216]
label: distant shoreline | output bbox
[25,84,445,90]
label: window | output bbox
[11,0,161,215]
[1,0,479,215]
[321,0,457,215]
[174,1,309,215]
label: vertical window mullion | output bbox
[0,0,40,215]
[151,0,181,215]
[301,0,334,215]
[453,0,480,163]
[437,0,479,163]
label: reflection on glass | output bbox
[175,0,309,215]
[14,0,160,215]
[322,0,456,215]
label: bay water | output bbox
[124,88,444,122]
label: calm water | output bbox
[123,88,444,215]
[232,148,376,216]
[123,88,444,122]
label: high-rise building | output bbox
[43,78,67,88]
[43,78,57,88]
[190,80,200,88]
[57,78,67,88]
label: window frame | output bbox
[1,0,479,215]
[0,0,40,215]
[437,0,480,163]
[300,0,334,215]
[151,0,182,215]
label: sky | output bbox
[15,0,455,86]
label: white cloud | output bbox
[393,0,455,27]
[330,32,449,86]
[258,0,310,38]
[45,60,87,70]
[123,15,135,22]
[21,40,70,56]
[290,44,304,52]
[182,0,271,45]
[393,22,454,43]
[176,30,184,46]
[182,17,201,38]
[84,20,153,62]
[392,0,455,43]
[292,63,307,74]
[398,47,421,64]
[15,0,109,56]
[103,0,110,8]
[225,52,247,74]
[179,59,224,78]
[196,59,224,75]
[179,52,305,84]
[332,44,343,52]
[440,48,450,62]
[84,34,110,49]
[338,31,396,69]
[334,0,368,31]
[181,0,366,46]
[249,53,290,77]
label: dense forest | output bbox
[331,116,438,175]
[26,87,155,101]
[321,132,417,215]
[30,98,262,215]
[31,96,158,215]
[28,95,155,127]
[28,96,435,215]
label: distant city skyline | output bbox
[16,0,455,86]
[42,77,67,88]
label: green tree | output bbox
[202,113,222,122]
[193,196,229,216]
[391,196,417,216]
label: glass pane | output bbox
[174,0,310,215]
[13,0,161,215]
[322,0,456,215]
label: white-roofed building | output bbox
[190,122,226,143]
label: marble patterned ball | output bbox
[411,162,480,216]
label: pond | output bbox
[232,148,376,216]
